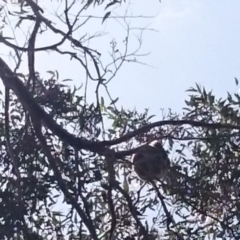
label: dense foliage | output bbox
[0,1,240,240]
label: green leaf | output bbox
[235,78,239,86]
[62,79,72,82]
[55,70,59,80]
[105,1,120,10]
[185,87,197,92]
[101,96,104,107]
[108,129,115,134]
[102,12,111,24]
[123,174,129,193]
[196,83,201,93]
[47,70,55,76]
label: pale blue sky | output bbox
[107,0,240,114]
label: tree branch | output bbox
[0,57,240,157]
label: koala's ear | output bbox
[149,140,163,148]
[148,140,157,147]
[131,152,145,164]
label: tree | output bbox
[0,1,240,239]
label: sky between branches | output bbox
[2,0,240,118]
